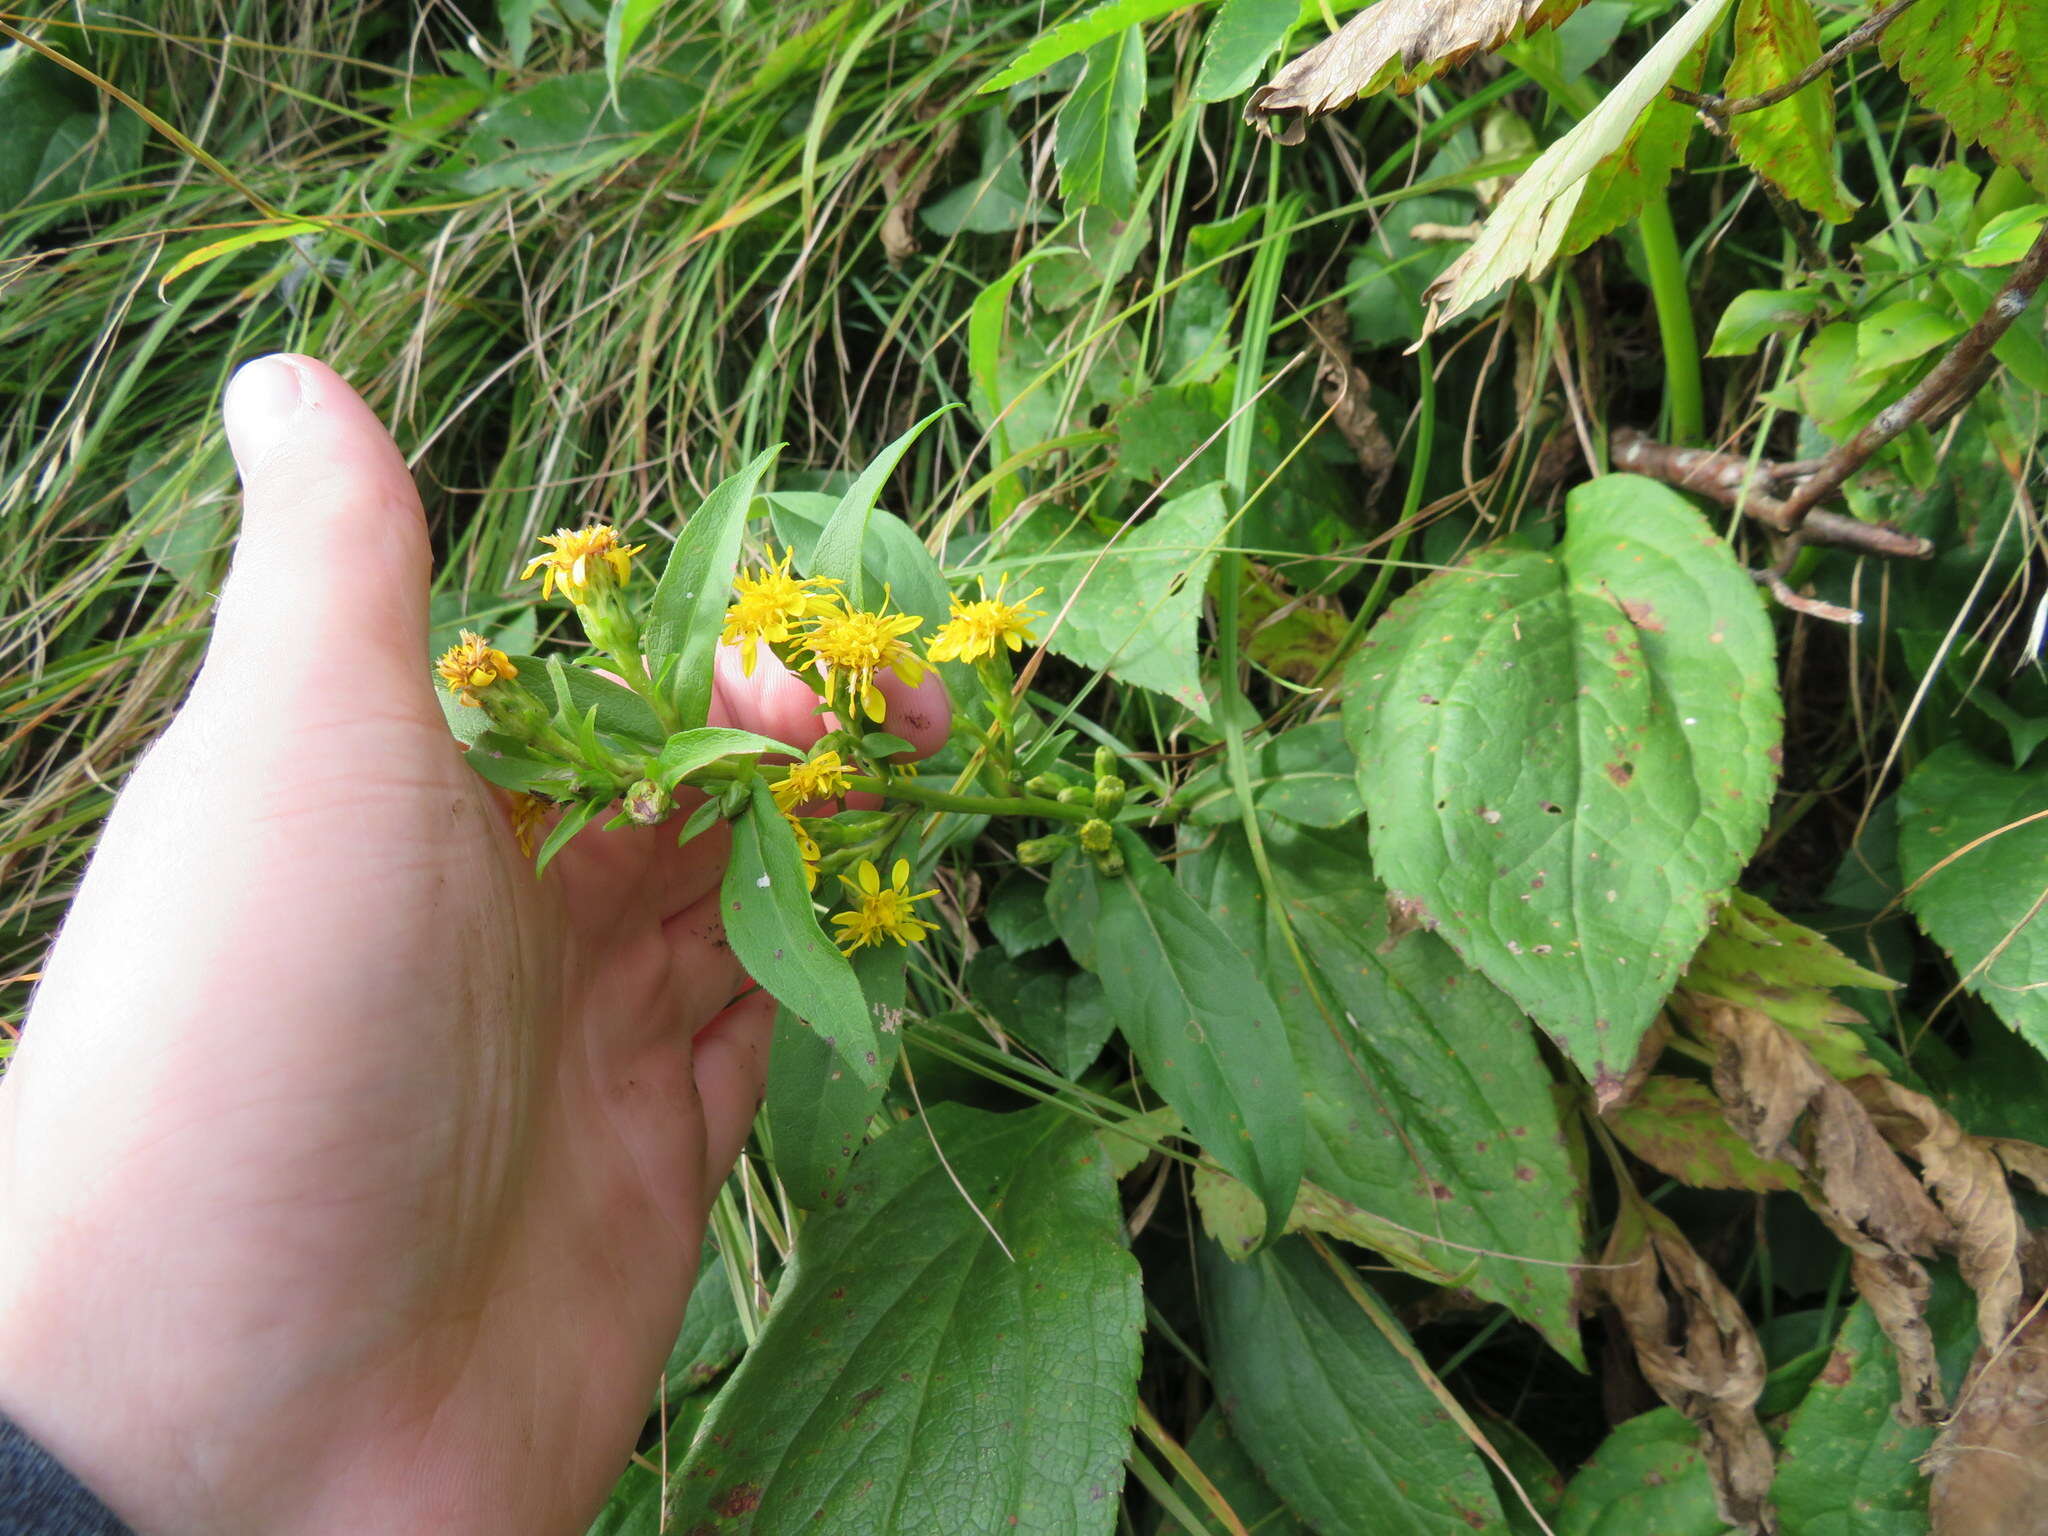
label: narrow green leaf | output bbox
[670,1106,1144,1534]
[1899,744,2048,1059]
[1199,1237,1510,1535]
[808,406,957,610]
[645,444,782,729]
[1054,26,1146,217]
[517,654,667,745]
[1724,0,1856,223]
[1559,33,1709,256]
[1857,299,1964,373]
[155,220,322,299]
[1344,474,1781,1090]
[766,945,903,1209]
[604,0,666,96]
[1193,0,1297,104]
[660,1247,747,1402]
[722,777,879,1085]
[1049,831,1303,1240]
[654,726,791,790]
[981,0,1185,92]
[536,798,602,875]
[1882,0,2048,189]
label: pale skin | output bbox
[0,356,948,1534]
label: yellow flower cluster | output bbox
[927,576,1046,665]
[522,525,645,602]
[436,631,518,707]
[722,552,1046,724]
[772,751,853,812]
[831,859,940,954]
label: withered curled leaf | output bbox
[1596,1192,1777,1533]
[1245,0,1591,143]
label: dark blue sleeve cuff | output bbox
[0,1414,135,1535]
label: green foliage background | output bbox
[5,0,2048,1531]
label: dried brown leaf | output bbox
[1929,1305,2048,1536]
[1852,1077,2025,1351]
[1305,303,1395,493]
[1989,1137,2048,1197]
[878,115,960,262]
[1246,0,1590,143]
[1597,1193,1777,1532]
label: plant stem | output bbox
[1636,192,1704,443]
[844,775,1092,823]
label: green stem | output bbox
[844,775,1092,823]
[1345,336,1436,646]
[1636,191,1704,443]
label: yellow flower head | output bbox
[772,750,854,812]
[521,524,646,602]
[722,547,841,676]
[797,593,927,724]
[926,576,1046,665]
[436,631,519,707]
[830,858,940,954]
[784,811,822,892]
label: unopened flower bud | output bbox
[1016,834,1072,866]
[1092,844,1126,877]
[625,779,669,826]
[1079,818,1114,855]
[1025,774,1066,799]
[1057,784,1090,805]
[1093,776,1125,817]
[1093,745,1119,780]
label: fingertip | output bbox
[713,642,827,751]
[693,991,777,1197]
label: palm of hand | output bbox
[0,358,773,1535]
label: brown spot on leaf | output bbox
[1607,760,1635,786]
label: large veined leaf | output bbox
[1770,1277,1979,1534]
[1054,26,1145,216]
[1199,1237,1509,1534]
[1554,1411,1721,1535]
[1246,0,1592,143]
[1881,0,2048,190]
[1422,0,1736,330]
[1181,820,1585,1360]
[669,1105,1143,1534]
[1050,831,1303,1239]
[1194,0,1299,104]
[1007,481,1225,720]
[1723,0,1856,223]
[1344,474,1780,1090]
[1899,744,2048,1058]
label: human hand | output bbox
[0,356,943,1535]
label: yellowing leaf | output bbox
[1724,0,1857,223]
[1881,0,2048,190]
[1421,0,1735,331]
[154,220,321,299]
[1247,0,1592,143]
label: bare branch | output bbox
[1773,223,2048,547]
[1669,0,1923,118]
[1753,569,1863,626]
[1611,429,1933,559]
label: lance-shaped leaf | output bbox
[721,777,880,1086]
[1195,0,1299,105]
[1724,0,1856,223]
[1199,1236,1509,1534]
[1049,831,1303,1241]
[1421,0,1736,330]
[766,946,904,1209]
[1559,31,1709,254]
[1344,474,1780,1091]
[654,726,795,790]
[811,406,955,610]
[645,444,782,729]
[1899,744,2048,1060]
[1881,0,2048,190]
[1247,0,1592,143]
[670,1105,1144,1535]
[1181,820,1585,1361]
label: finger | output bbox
[825,666,952,759]
[712,642,828,751]
[560,814,733,929]
[206,355,434,719]
[692,990,776,1202]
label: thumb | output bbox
[201,355,434,716]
